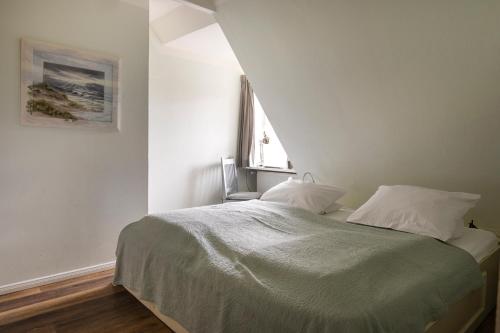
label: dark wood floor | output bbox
[0,269,495,333]
[0,269,172,333]
[476,310,496,333]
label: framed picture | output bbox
[20,38,120,130]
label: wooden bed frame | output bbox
[426,248,498,333]
[126,248,499,333]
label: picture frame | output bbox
[20,38,120,130]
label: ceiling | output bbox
[165,23,240,66]
[149,0,182,22]
[150,0,241,69]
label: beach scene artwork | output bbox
[21,39,119,130]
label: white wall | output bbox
[257,172,291,193]
[217,0,500,233]
[148,33,241,212]
[0,0,148,286]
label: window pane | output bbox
[252,94,288,168]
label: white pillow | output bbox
[346,185,480,241]
[260,178,346,214]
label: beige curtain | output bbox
[236,75,254,168]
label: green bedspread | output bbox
[114,200,482,333]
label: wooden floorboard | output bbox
[0,269,114,310]
[475,309,496,333]
[0,269,172,333]
[0,288,42,305]
[0,276,114,313]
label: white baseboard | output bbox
[0,261,116,296]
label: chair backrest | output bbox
[221,157,239,200]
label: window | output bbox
[251,94,288,169]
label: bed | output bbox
[114,201,498,333]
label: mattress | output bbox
[448,228,498,263]
[324,208,498,263]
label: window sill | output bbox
[244,166,297,175]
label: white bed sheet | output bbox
[447,228,498,263]
[324,208,498,263]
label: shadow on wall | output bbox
[187,163,222,207]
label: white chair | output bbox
[221,157,261,202]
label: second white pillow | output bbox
[346,185,480,241]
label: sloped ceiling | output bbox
[150,0,182,21]
[150,0,240,69]
[150,0,215,43]
[178,0,215,11]
[164,23,241,68]
[216,0,500,233]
